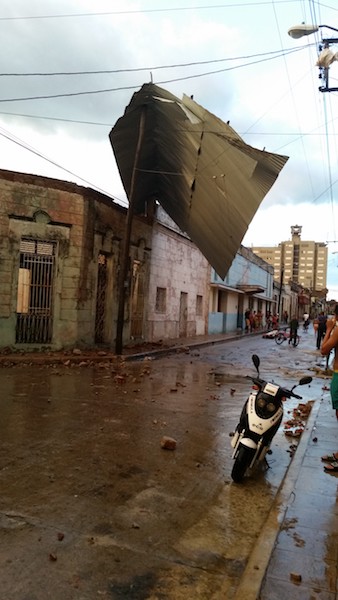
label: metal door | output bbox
[95,253,108,344]
[16,239,56,344]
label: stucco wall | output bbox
[0,173,87,348]
[146,220,210,342]
[0,170,153,350]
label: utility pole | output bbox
[278,264,284,318]
[288,23,338,92]
[115,108,146,355]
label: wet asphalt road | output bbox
[0,330,328,599]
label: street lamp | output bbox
[288,24,338,92]
[288,24,338,39]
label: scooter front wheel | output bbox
[231,445,255,483]
[231,446,255,483]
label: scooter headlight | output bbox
[256,393,279,418]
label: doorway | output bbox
[179,292,188,337]
[16,238,56,344]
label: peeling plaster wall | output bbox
[0,173,92,348]
[146,218,210,342]
[0,170,153,350]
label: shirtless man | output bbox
[320,305,338,471]
[321,305,338,417]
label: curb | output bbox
[123,334,244,361]
[230,395,321,600]
[0,332,262,366]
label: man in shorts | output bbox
[321,304,338,419]
[320,305,338,472]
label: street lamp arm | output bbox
[319,24,338,33]
[288,23,338,39]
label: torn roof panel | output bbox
[109,83,288,279]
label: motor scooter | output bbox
[230,354,312,483]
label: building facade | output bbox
[208,245,275,334]
[0,169,153,350]
[251,225,328,306]
[0,170,211,351]
[145,206,210,342]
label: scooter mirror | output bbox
[252,354,260,371]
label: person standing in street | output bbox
[316,312,327,350]
[244,309,251,333]
[321,305,338,417]
[320,306,338,471]
[289,315,299,347]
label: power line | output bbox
[0,125,126,204]
[0,47,305,77]
[2,107,338,138]
[0,1,303,22]
[0,46,305,104]
[3,107,338,132]
[0,110,112,126]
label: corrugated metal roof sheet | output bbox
[110,83,288,279]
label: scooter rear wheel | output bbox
[231,445,255,483]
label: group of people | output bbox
[244,309,264,333]
[245,309,281,333]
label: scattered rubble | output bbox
[49,553,57,562]
[160,436,177,450]
[290,572,302,584]
[283,401,313,438]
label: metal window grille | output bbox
[95,253,108,343]
[16,239,56,344]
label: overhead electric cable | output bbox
[0,125,126,203]
[0,46,306,77]
[0,46,305,104]
[0,1,308,22]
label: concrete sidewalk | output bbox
[234,389,338,600]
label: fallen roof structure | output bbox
[110,83,288,279]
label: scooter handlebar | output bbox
[280,389,303,400]
[246,377,303,400]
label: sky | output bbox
[1,0,338,299]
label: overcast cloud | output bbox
[1,0,337,298]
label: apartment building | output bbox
[251,225,328,296]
